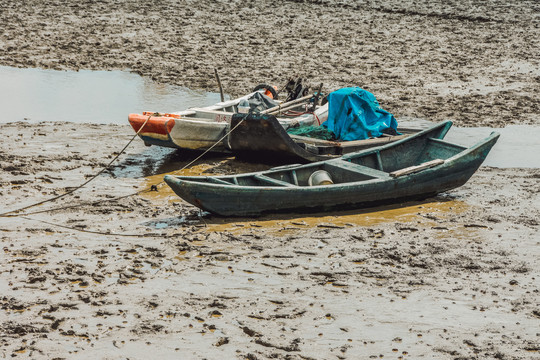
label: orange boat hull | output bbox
[128,112,178,148]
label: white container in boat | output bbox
[308,170,333,186]
[238,99,250,114]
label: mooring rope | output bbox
[6,116,250,236]
[0,113,157,217]
[19,216,168,238]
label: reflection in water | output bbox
[0,65,226,124]
[112,146,227,178]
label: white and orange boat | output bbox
[128,88,328,152]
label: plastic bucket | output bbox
[308,170,333,186]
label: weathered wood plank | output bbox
[207,177,234,185]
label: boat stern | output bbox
[128,112,178,148]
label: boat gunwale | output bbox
[438,131,500,164]
[168,120,455,181]
[288,133,410,147]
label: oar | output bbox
[214,68,225,102]
[261,94,314,115]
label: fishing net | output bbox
[287,125,336,140]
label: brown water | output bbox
[0,65,226,124]
[198,200,470,236]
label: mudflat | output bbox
[1,1,539,359]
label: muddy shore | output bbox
[1,1,540,359]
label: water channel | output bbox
[0,65,225,124]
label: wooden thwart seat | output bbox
[390,159,445,178]
[327,160,390,178]
[253,174,297,187]
[206,177,234,185]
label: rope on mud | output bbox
[19,216,169,238]
[3,117,251,235]
[1,114,248,218]
[0,113,157,218]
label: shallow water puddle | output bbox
[400,118,540,168]
[446,125,540,168]
[0,65,226,124]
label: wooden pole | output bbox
[214,68,224,102]
[266,102,307,116]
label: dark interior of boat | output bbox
[292,128,418,156]
[346,136,466,173]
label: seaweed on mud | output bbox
[1,322,48,336]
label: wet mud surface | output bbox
[1,0,539,127]
[1,1,540,359]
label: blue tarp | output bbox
[322,87,398,141]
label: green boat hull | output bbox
[164,121,499,216]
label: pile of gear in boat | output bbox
[231,78,399,142]
[128,78,405,163]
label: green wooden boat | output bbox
[164,121,499,216]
